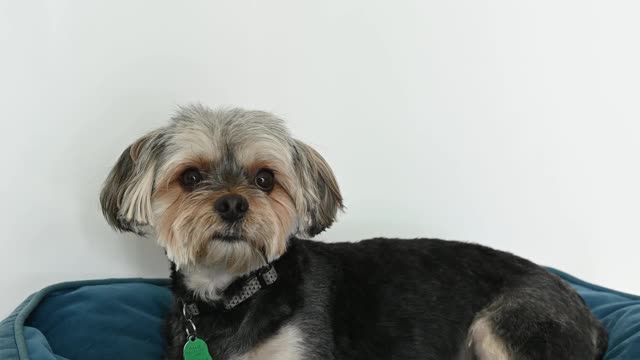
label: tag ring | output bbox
[181,301,189,319]
[185,318,197,337]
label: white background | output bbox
[1,1,639,317]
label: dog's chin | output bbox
[191,233,265,274]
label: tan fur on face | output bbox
[150,128,302,272]
[237,142,308,237]
[246,184,297,259]
[101,106,343,276]
[152,165,297,273]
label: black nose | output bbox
[214,194,249,222]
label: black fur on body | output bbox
[166,237,608,360]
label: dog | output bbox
[100,105,607,360]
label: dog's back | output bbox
[296,237,607,360]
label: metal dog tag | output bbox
[183,336,212,360]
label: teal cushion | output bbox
[548,268,640,359]
[1,270,638,359]
[0,279,171,360]
[27,282,172,360]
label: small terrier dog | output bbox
[101,105,607,360]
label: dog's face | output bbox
[100,105,343,274]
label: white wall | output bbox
[1,1,639,317]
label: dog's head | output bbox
[100,105,343,273]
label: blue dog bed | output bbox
[1,269,638,359]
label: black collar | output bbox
[182,263,278,316]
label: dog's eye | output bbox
[180,168,203,189]
[255,169,274,191]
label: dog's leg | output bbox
[466,317,511,360]
[456,316,511,360]
[460,285,607,360]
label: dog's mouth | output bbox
[212,232,244,242]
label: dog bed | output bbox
[1,269,638,360]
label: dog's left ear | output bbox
[292,139,344,237]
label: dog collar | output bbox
[182,263,279,314]
[222,264,278,310]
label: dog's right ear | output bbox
[100,130,163,235]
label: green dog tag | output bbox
[183,336,212,360]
